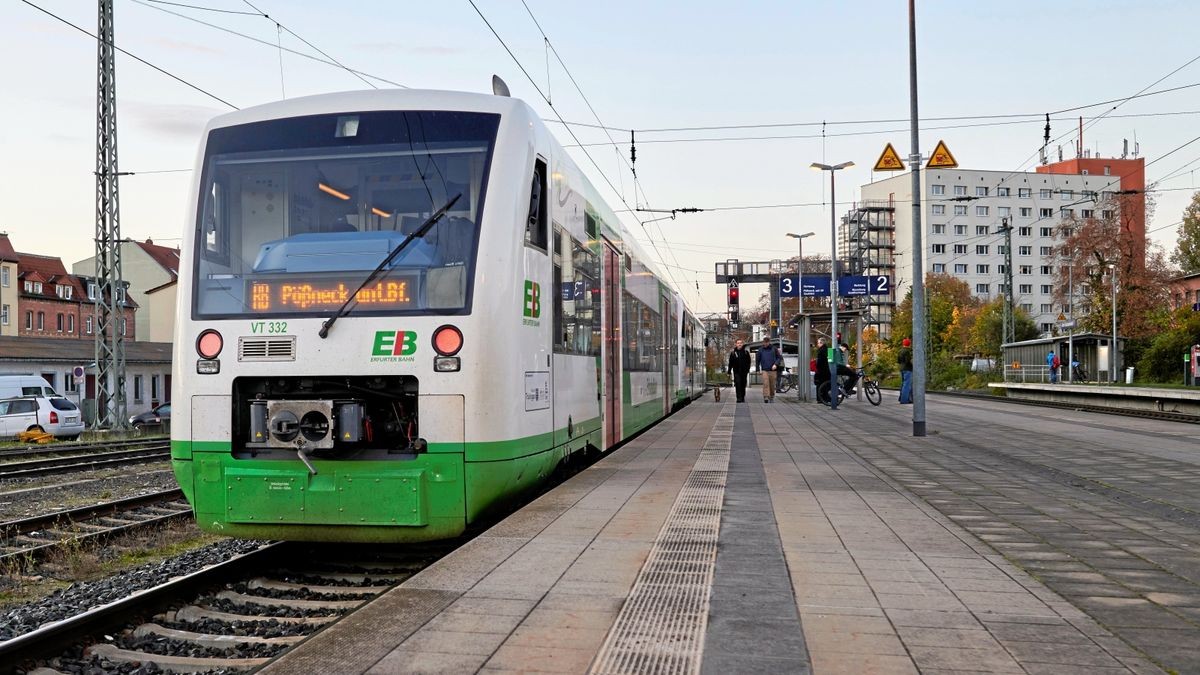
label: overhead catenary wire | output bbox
[240,0,377,90]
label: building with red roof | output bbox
[73,237,178,342]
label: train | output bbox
[170,88,706,542]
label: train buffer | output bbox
[261,394,1193,674]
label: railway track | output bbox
[931,389,1200,423]
[0,437,168,461]
[0,541,453,674]
[0,489,191,566]
[0,445,171,480]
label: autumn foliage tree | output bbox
[1171,191,1200,274]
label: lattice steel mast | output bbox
[94,0,127,428]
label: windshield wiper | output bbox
[318,193,462,339]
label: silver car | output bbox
[0,396,85,440]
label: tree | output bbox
[1054,197,1175,341]
[890,274,979,356]
[1171,191,1200,274]
[969,297,1038,357]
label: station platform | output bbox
[988,381,1200,416]
[259,392,1191,674]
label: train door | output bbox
[602,242,622,447]
[662,295,673,415]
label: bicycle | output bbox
[816,368,881,406]
[776,368,794,394]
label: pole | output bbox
[1068,258,1074,382]
[797,237,806,401]
[1001,217,1014,344]
[1111,264,1118,383]
[829,169,840,410]
[908,0,927,436]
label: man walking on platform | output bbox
[727,339,751,403]
[1047,349,1060,384]
[757,336,784,403]
[898,337,913,404]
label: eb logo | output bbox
[372,330,418,356]
[523,280,541,318]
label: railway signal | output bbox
[727,279,740,327]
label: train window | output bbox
[553,229,600,356]
[622,292,662,372]
[526,159,548,251]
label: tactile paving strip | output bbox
[589,404,733,675]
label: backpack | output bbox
[1052,355,1061,369]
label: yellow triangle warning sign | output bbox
[925,140,958,168]
[873,143,906,171]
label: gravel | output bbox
[205,596,348,619]
[117,632,288,659]
[0,538,264,642]
[0,466,177,521]
[159,616,312,638]
[227,582,374,601]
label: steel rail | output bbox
[0,446,171,479]
[0,542,289,673]
[0,437,168,459]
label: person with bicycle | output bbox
[835,342,859,394]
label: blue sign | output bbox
[780,275,890,298]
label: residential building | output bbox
[1170,272,1200,311]
[145,279,178,342]
[17,253,86,340]
[859,165,1128,334]
[73,238,179,341]
[1036,155,1145,263]
[0,233,17,337]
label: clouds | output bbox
[150,38,223,56]
[123,101,222,139]
[351,42,469,56]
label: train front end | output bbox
[171,94,504,542]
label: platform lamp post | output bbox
[1067,248,1078,383]
[811,161,854,410]
[787,231,815,401]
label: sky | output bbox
[3,0,1199,316]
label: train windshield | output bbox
[192,110,499,318]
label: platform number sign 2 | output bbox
[872,275,889,295]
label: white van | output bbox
[0,375,60,400]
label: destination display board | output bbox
[248,274,418,312]
[780,275,891,298]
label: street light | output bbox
[1108,262,1118,383]
[811,161,854,410]
[787,231,815,401]
[1067,248,1078,383]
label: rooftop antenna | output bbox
[491,74,510,97]
[1057,145,1063,162]
[1133,131,1140,158]
[1077,116,1083,158]
[1122,139,1128,159]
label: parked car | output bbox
[129,402,171,429]
[0,396,84,440]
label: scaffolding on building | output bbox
[840,199,897,336]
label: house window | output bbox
[1019,265,1033,275]
[116,287,126,303]
[1019,207,1032,218]
[976,206,989,216]
[1040,246,1054,256]
[954,205,968,216]
[931,204,945,215]
[954,264,968,274]
[1019,284,1033,294]
[1018,226,1032,236]
[1019,246,1032,256]
[121,318,127,336]
[954,185,967,196]
[37,311,44,331]
[87,283,97,300]
[998,207,1011,217]
[976,225,990,235]
[25,311,32,329]
[997,187,1011,197]
[975,283,990,294]
[1040,284,1053,294]
[56,284,72,299]
[1040,227,1053,237]
[933,263,945,273]
[932,223,946,234]
[1040,265,1053,275]
[1039,189,1052,199]
[1061,208,1074,218]
[1019,188,1031,198]
[976,245,990,255]
[1081,209,1094,219]
[1041,303,1053,313]
[86,316,93,334]
[134,375,144,403]
[998,264,1008,273]
[976,186,988,197]
[0,266,8,286]
[1061,190,1073,200]
[151,375,160,402]
[1039,208,1053,218]
[56,313,64,332]
[954,224,967,235]
[931,184,946,195]
[65,372,77,393]
[954,244,968,254]
[1061,226,1073,237]
[998,245,1008,254]
[1102,210,1114,220]
[1102,191,1115,201]
[932,244,946,254]
[976,264,990,274]
[0,304,7,325]
[68,315,75,333]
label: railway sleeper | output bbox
[84,643,270,673]
[276,570,406,584]
[216,589,363,611]
[132,622,305,647]
[246,576,392,595]
[164,605,338,626]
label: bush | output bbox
[1137,310,1200,383]
[927,353,970,390]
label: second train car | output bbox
[170,88,705,543]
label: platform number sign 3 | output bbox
[780,276,794,297]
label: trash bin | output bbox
[1125,367,1135,384]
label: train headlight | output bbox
[432,325,463,356]
[434,356,461,372]
[196,329,224,359]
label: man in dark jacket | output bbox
[727,339,751,402]
[756,336,784,403]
